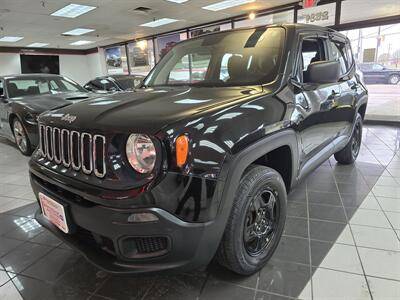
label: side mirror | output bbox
[308,61,340,84]
[84,85,93,91]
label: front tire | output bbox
[216,165,287,275]
[334,114,363,165]
[13,118,32,156]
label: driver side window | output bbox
[300,38,327,83]
[0,80,4,96]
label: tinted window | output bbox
[372,64,384,71]
[115,77,135,90]
[145,27,285,87]
[0,80,3,96]
[330,42,348,75]
[300,38,326,83]
[7,77,85,98]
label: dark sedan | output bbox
[84,75,144,93]
[359,63,400,85]
[0,74,92,155]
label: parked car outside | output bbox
[0,74,93,155]
[359,63,400,84]
[84,75,145,93]
[30,24,367,275]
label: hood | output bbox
[39,86,265,134]
[14,92,94,112]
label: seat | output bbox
[227,55,247,82]
[7,82,20,97]
[27,86,40,95]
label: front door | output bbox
[295,35,342,163]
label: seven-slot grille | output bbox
[38,124,106,178]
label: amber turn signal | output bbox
[176,135,189,167]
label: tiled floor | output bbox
[0,125,399,300]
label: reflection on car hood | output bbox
[13,92,95,112]
[39,86,265,134]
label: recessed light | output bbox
[70,40,94,46]
[202,0,255,11]
[140,18,179,27]
[51,4,96,18]
[0,36,24,42]
[166,0,189,3]
[63,28,95,36]
[27,43,49,47]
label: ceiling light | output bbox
[70,40,94,46]
[0,36,24,42]
[63,28,95,36]
[140,18,179,27]
[202,0,255,11]
[27,43,49,48]
[51,4,96,18]
[166,0,189,3]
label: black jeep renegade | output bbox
[29,24,367,275]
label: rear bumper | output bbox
[30,172,223,274]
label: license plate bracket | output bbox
[39,192,70,234]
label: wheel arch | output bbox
[206,129,299,262]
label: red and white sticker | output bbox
[39,192,69,234]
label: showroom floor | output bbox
[0,125,399,300]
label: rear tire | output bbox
[388,74,399,85]
[12,118,32,156]
[216,165,287,275]
[334,114,363,165]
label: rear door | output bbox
[295,34,342,162]
[0,79,7,134]
[327,36,357,139]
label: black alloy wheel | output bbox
[243,189,279,257]
[334,113,363,165]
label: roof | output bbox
[1,73,64,80]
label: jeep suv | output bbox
[29,24,367,275]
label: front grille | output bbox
[135,237,168,254]
[38,124,106,178]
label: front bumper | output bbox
[30,171,224,274]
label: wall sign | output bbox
[297,2,336,27]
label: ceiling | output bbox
[0,0,295,50]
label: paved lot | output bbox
[366,84,400,122]
[0,125,399,300]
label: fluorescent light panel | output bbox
[0,36,24,42]
[70,40,94,46]
[202,0,255,11]
[63,28,95,36]
[51,4,96,18]
[166,0,189,3]
[27,43,49,47]
[140,18,179,27]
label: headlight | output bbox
[25,113,38,125]
[126,134,156,174]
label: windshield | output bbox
[144,27,285,88]
[6,77,86,98]
[115,77,136,90]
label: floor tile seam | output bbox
[331,169,374,300]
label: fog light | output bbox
[127,213,158,223]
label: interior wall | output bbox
[0,53,21,75]
[0,52,106,85]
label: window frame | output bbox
[327,35,355,81]
[294,32,329,83]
